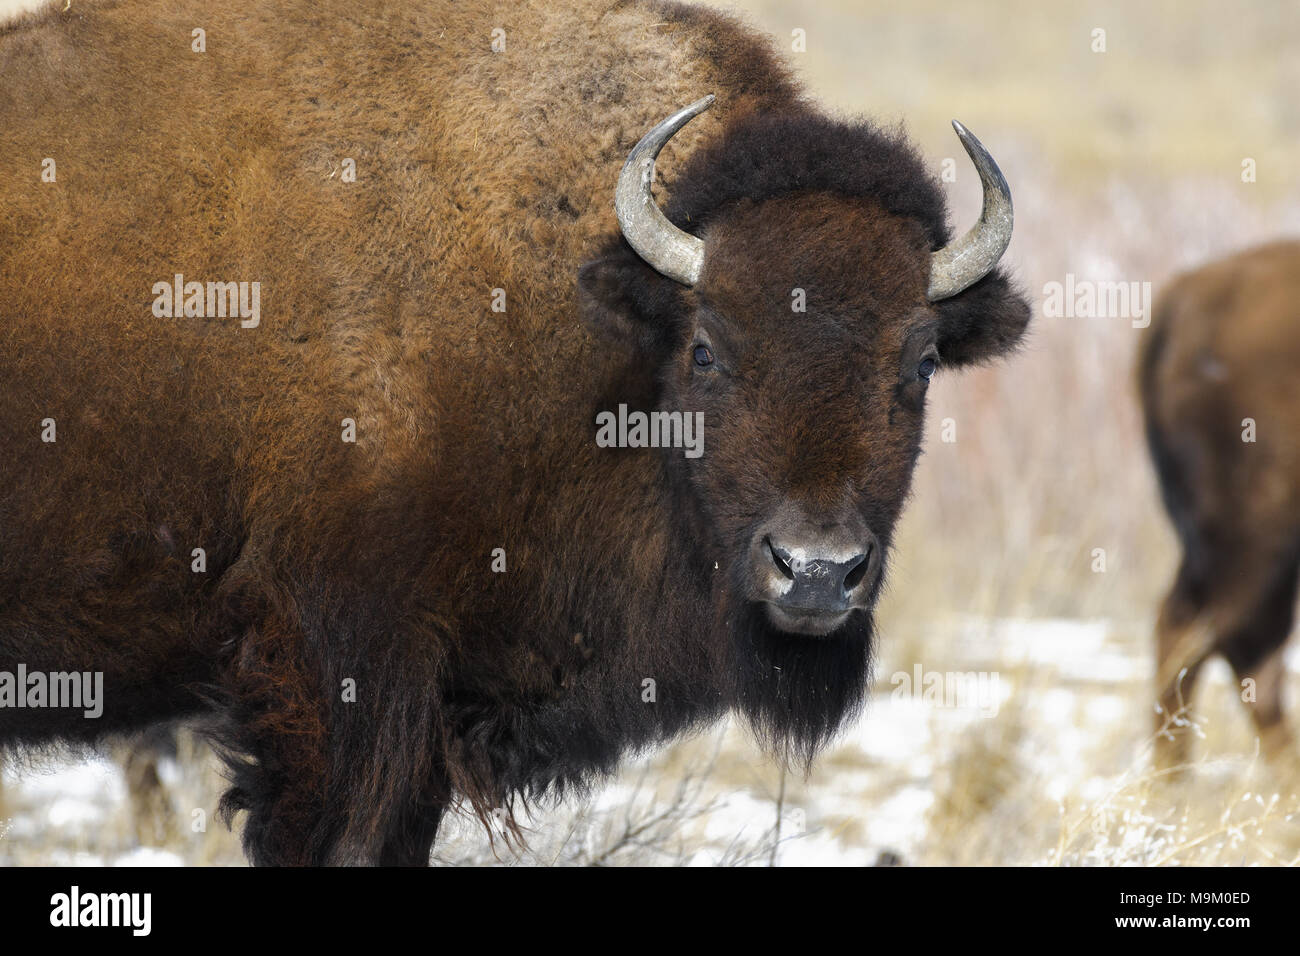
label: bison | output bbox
[0,0,1029,864]
[1140,240,1300,771]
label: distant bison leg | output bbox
[122,734,177,847]
[1156,542,1300,772]
[1153,558,1216,772]
[1235,645,1296,761]
[1217,552,1300,762]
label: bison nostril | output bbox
[765,536,795,580]
[842,547,871,594]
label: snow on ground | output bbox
[2,616,1296,865]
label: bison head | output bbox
[578,97,1029,760]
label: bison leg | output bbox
[215,614,343,866]
[229,731,446,866]
[215,607,451,866]
[123,744,175,847]
[119,724,181,846]
[1218,555,1300,765]
[1153,561,1215,773]
[1230,644,1296,762]
[1155,537,1300,772]
[376,797,445,867]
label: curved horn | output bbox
[927,121,1014,301]
[614,95,714,286]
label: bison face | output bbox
[578,100,1029,759]
[579,101,1029,639]
[582,191,1027,637]
[665,194,936,639]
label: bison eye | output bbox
[693,344,715,368]
[918,357,937,381]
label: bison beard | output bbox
[727,595,873,771]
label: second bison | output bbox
[1141,240,1300,769]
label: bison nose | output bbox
[759,533,881,615]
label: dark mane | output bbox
[667,112,952,251]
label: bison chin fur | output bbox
[725,598,873,772]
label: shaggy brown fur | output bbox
[1140,240,1300,770]
[0,0,1029,864]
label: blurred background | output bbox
[4,0,1300,865]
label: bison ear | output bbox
[577,248,679,351]
[932,268,1032,367]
